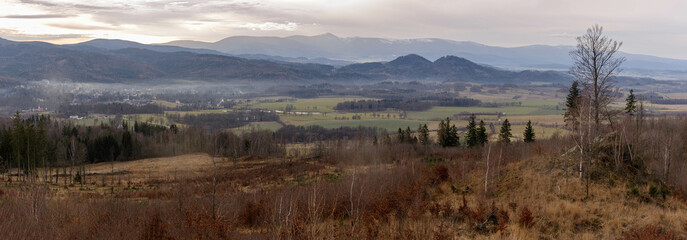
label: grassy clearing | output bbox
[122,114,170,125]
[500,124,568,141]
[163,109,233,116]
[68,118,103,127]
[230,121,284,135]
[489,99,563,107]
[236,97,375,113]
[279,111,403,126]
[406,106,560,121]
[152,100,181,108]
[504,115,565,126]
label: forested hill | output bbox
[0,38,571,83]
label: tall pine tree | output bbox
[397,128,405,143]
[524,120,535,143]
[418,124,430,145]
[564,81,581,128]
[477,120,488,145]
[405,126,416,144]
[438,117,459,147]
[499,119,512,143]
[466,114,478,147]
[121,130,133,160]
[625,89,637,116]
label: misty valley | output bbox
[1,17,687,240]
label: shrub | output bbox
[631,187,640,196]
[660,187,670,200]
[624,225,678,240]
[519,207,534,228]
[239,198,268,227]
[650,186,658,197]
[140,212,173,240]
[431,164,450,185]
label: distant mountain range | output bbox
[162,33,687,78]
[0,38,336,83]
[0,36,666,85]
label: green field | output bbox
[230,121,284,135]
[123,114,170,125]
[405,106,564,121]
[500,124,568,141]
[153,100,182,108]
[164,109,233,116]
[488,99,563,107]
[280,111,402,126]
[63,95,571,139]
[235,97,375,113]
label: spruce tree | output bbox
[438,117,459,147]
[418,124,430,145]
[397,128,405,143]
[438,119,448,147]
[0,127,12,166]
[405,126,415,144]
[625,89,637,116]
[564,81,580,127]
[448,123,459,147]
[524,120,535,143]
[121,130,133,160]
[499,119,512,143]
[477,120,488,145]
[466,114,478,147]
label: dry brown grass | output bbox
[2,136,687,239]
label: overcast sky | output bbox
[1,0,686,59]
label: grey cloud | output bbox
[20,0,128,12]
[0,28,89,40]
[19,0,58,7]
[47,23,119,31]
[1,14,74,19]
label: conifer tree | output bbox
[466,114,478,147]
[564,81,581,127]
[0,127,11,166]
[121,130,133,160]
[405,126,416,144]
[477,120,488,145]
[499,119,512,143]
[397,128,405,143]
[524,120,535,143]
[438,117,459,147]
[625,89,637,116]
[418,124,430,145]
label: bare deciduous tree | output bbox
[570,24,625,128]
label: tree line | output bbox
[59,103,164,116]
[0,113,206,184]
[165,110,279,130]
[274,125,381,143]
[334,97,481,112]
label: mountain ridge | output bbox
[160,33,687,77]
[0,38,571,84]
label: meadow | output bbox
[67,92,572,135]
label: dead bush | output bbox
[573,218,602,233]
[624,225,681,240]
[140,212,173,240]
[238,198,268,227]
[519,207,534,228]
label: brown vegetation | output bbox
[2,115,687,239]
